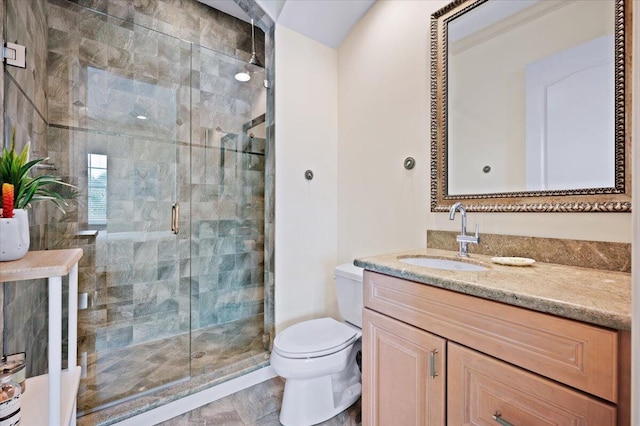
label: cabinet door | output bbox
[363,308,446,426]
[448,343,617,425]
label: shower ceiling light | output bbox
[245,19,264,73]
[235,72,251,82]
[136,115,147,120]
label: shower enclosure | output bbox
[4,0,273,416]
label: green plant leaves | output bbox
[0,129,76,213]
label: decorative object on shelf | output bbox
[0,373,21,426]
[0,183,28,261]
[0,206,29,262]
[0,129,76,261]
[2,183,14,218]
[1,352,26,394]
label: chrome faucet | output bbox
[448,202,480,257]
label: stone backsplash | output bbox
[427,230,631,273]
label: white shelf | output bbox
[21,367,81,426]
[1,250,82,425]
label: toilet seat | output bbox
[274,318,358,359]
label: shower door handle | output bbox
[171,203,180,234]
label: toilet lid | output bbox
[274,318,358,358]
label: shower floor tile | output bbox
[158,377,362,426]
[77,315,265,415]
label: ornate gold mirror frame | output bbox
[431,0,632,212]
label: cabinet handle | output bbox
[492,411,513,426]
[429,350,438,378]
[171,203,180,234]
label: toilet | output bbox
[270,263,364,426]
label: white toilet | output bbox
[270,263,364,426]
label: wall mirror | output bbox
[431,0,631,212]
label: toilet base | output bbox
[279,343,361,426]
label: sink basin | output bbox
[399,257,488,272]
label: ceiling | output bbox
[198,0,376,49]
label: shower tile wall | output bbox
[2,0,51,378]
[45,0,268,361]
[225,0,275,343]
[263,24,275,348]
[46,0,192,359]
[65,0,265,63]
[217,0,275,344]
[189,46,265,331]
[1,0,273,387]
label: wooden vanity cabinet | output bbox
[362,309,446,425]
[362,271,630,426]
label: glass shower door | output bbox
[45,1,193,413]
[189,45,267,376]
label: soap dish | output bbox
[491,257,535,267]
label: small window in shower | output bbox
[88,153,107,225]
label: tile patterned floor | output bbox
[78,315,266,415]
[158,377,362,426]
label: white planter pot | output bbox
[0,209,30,261]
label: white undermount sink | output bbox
[399,257,488,272]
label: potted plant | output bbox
[0,130,75,261]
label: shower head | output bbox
[245,53,263,73]
[245,19,264,73]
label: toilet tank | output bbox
[335,263,364,328]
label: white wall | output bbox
[337,0,631,246]
[337,0,447,263]
[274,0,633,336]
[274,25,339,333]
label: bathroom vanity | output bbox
[355,249,631,425]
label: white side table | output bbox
[0,249,83,426]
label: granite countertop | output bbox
[354,248,631,331]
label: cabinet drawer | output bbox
[364,271,619,402]
[448,343,616,425]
